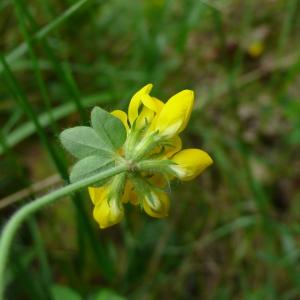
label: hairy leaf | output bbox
[70,155,115,183]
[91,107,127,151]
[60,126,113,159]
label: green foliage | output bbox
[70,156,114,184]
[51,285,81,300]
[60,126,114,159]
[91,107,127,151]
[90,289,126,300]
[60,106,127,184]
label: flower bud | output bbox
[143,190,170,218]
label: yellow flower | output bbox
[247,41,264,58]
[88,185,124,228]
[93,197,124,229]
[170,149,213,181]
[87,84,212,229]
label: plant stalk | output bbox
[0,163,128,300]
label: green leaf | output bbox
[91,107,127,151]
[60,126,113,159]
[90,289,126,300]
[70,155,114,183]
[51,284,82,300]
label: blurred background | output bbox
[1,0,300,299]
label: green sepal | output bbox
[69,155,115,184]
[60,126,113,159]
[91,107,127,151]
[137,159,176,176]
[107,172,127,206]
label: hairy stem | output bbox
[0,163,128,300]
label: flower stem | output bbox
[0,163,128,300]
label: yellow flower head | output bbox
[84,84,213,228]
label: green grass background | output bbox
[1,0,300,299]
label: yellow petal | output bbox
[88,186,107,205]
[128,84,153,125]
[147,97,165,132]
[152,97,164,113]
[143,191,170,218]
[148,173,168,189]
[93,198,124,229]
[171,148,213,181]
[133,93,162,129]
[136,106,155,128]
[178,92,194,133]
[164,136,182,157]
[154,90,194,138]
[122,180,139,205]
[111,110,129,132]
[128,189,139,205]
[141,94,164,113]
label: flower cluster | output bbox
[88,84,213,228]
